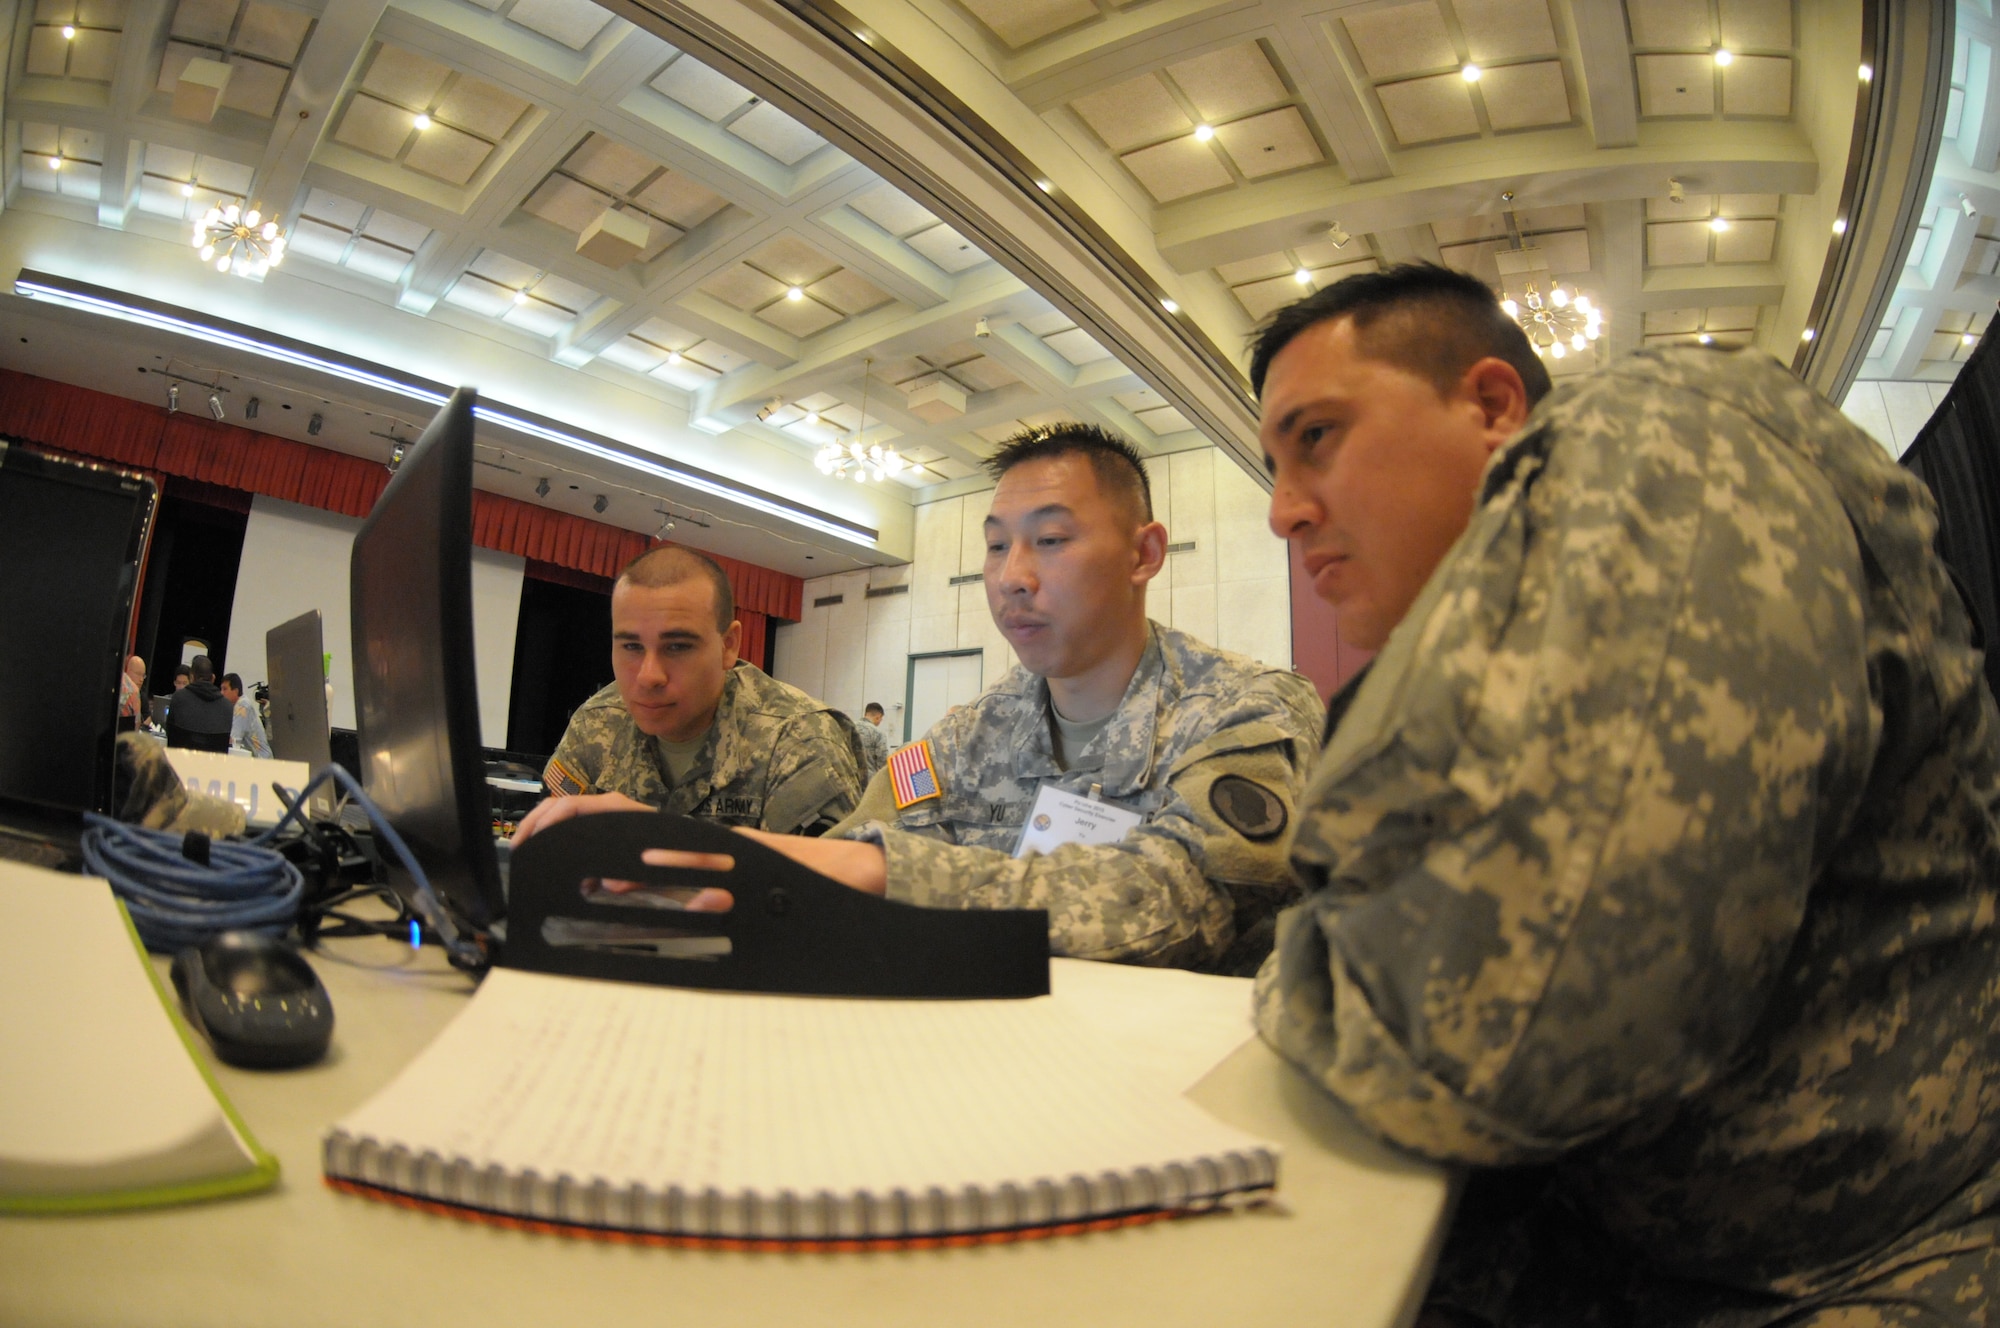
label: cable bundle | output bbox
[81,763,485,969]
[80,815,302,951]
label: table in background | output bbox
[0,934,1453,1328]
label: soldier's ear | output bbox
[1462,357,1531,450]
[721,619,742,665]
[1132,519,1167,585]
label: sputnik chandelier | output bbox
[813,358,907,483]
[1501,282,1602,361]
[192,202,287,278]
[1492,207,1606,363]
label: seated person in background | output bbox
[1252,263,2000,1325]
[853,701,890,777]
[520,546,862,837]
[117,654,145,732]
[723,424,1324,974]
[220,672,271,759]
[170,664,191,692]
[163,655,233,752]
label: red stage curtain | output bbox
[0,368,803,624]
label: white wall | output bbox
[224,494,525,742]
[1842,379,1954,458]
[773,448,1291,740]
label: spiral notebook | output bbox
[323,967,1277,1246]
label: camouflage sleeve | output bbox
[759,710,865,835]
[860,675,1321,968]
[542,711,603,797]
[827,765,899,838]
[1256,379,1876,1166]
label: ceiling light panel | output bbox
[845,184,940,239]
[1164,42,1289,124]
[652,54,758,122]
[954,0,1097,49]
[1457,0,1560,63]
[1070,75,1192,153]
[504,0,616,52]
[1340,4,1457,80]
[727,103,829,166]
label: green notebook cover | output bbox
[0,865,279,1213]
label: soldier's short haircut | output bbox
[616,545,735,634]
[983,423,1152,525]
[222,672,243,694]
[190,655,216,683]
[863,702,884,717]
[1248,262,1552,408]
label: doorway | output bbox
[904,649,984,744]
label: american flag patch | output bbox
[888,740,942,810]
[544,758,584,797]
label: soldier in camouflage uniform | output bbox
[1254,264,2000,1325]
[519,546,860,840]
[853,703,890,778]
[833,618,1321,971]
[799,424,1324,974]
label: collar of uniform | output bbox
[653,665,736,796]
[1023,624,1166,796]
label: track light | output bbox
[534,477,550,498]
[1327,222,1351,249]
[306,412,322,435]
[1963,194,1979,218]
[388,442,406,473]
[244,396,259,419]
[655,510,676,538]
[592,494,608,514]
[1668,178,1686,205]
[756,398,782,422]
[167,384,179,413]
[974,316,991,338]
[207,392,226,420]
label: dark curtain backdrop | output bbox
[1899,329,2000,705]
[0,368,802,649]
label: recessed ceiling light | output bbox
[666,350,683,365]
[181,182,195,197]
[1859,64,1872,82]
[513,290,529,305]
[1192,124,1214,141]
[1713,48,1733,66]
[48,156,61,170]
[413,113,432,130]
[61,24,75,38]
[1802,328,1815,342]
[1698,334,1713,345]
[786,286,805,301]
[1294,268,1312,285]
[1832,218,1847,234]
[1965,333,1977,346]
[1161,298,1179,313]
[1461,64,1481,82]
[1710,217,1731,232]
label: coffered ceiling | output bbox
[0,0,1908,575]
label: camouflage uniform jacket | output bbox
[852,716,889,778]
[839,623,1324,973]
[542,662,862,835]
[1257,347,2000,1325]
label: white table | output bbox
[0,937,1452,1328]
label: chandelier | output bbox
[192,202,287,278]
[813,359,907,483]
[1501,280,1602,361]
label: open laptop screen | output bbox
[348,388,505,933]
[0,448,154,815]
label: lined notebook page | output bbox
[328,967,1275,1226]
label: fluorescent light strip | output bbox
[13,276,878,548]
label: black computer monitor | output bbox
[0,448,155,816]
[265,609,334,818]
[349,388,505,932]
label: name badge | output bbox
[1011,784,1142,859]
